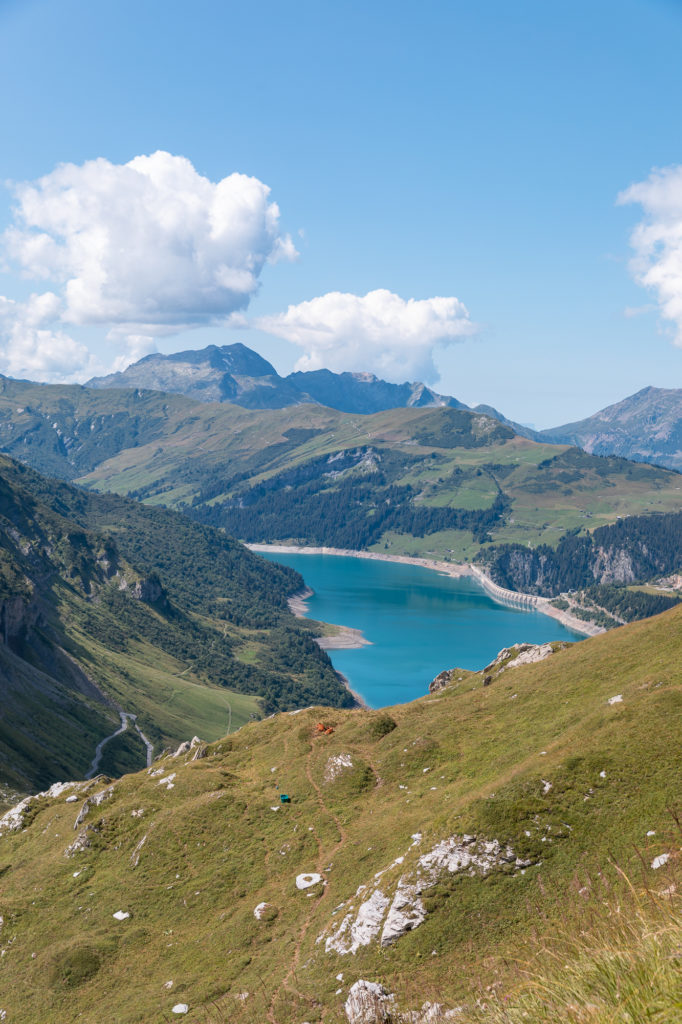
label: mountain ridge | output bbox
[87,342,681,470]
[87,342,484,417]
[0,374,680,569]
[538,384,682,471]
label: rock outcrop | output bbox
[429,670,452,694]
[322,833,530,955]
[0,594,42,644]
[0,781,76,835]
[483,642,560,677]
[344,980,395,1024]
[172,736,203,758]
[344,981,462,1024]
[132,575,165,603]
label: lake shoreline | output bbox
[287,587,373,650]
[252,543,602,638]
[286,587,371,708]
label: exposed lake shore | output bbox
[249,543,603,638]
[286,586,373,650]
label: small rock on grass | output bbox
[296,872,323,889]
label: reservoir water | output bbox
[260,552,583,708]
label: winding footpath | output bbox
[86,712,153,779]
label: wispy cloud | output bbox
[618,165,682,345]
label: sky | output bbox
[1,0,682,427]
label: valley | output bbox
[0,453,352,800]
[0,359,679,1023]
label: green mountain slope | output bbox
[0,605,679,1022]
[0,455,351,797]
[0,377,679,564]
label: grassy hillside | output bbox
[0,605,679,1022]
[0,377,680,563]
[0,455,351,798]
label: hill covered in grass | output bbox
[0,604,679,1022]
[0,454,351,798]
[0,376,680,570]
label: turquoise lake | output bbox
[260,552,583,708]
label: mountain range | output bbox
[87,342,682,469]
[87,342,514,420]
[1,374,680,569]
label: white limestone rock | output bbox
[74,785,114,829]
[326,890,390,954]
[380,877,425,947]
[505,643,554,669]
[172,736,202,758]
[65,826,95,857]
[484,642,559,676]
[322,833,526,953]
[0,782,75,836]
[130,834,148,868]
[324,753,354,782]
[344,980,395,1024]
[296,873,323,890]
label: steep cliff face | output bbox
[0,592,42,643]
[483,510,682,596]
[131,574,165,604]
[591,547,637,585]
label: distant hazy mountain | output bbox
[286,367,468,413]
[88,342,470,414]
[539,386,682,472]
[88,343,306,409]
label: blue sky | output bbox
[1,0,682,426]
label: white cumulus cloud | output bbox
[256,288,476,382]
[618,165,682,345]
[0,292,92,382]
[0,151,295,380]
